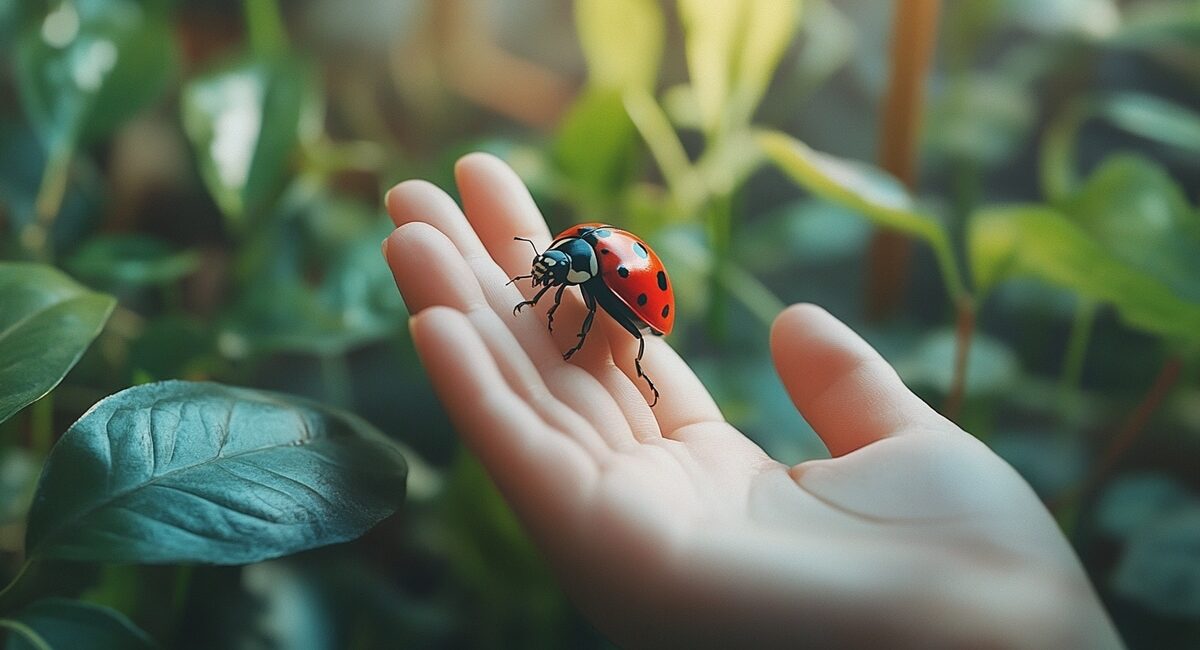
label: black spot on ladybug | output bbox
[661,304,670,319]
[632,242,649,259]
[656,271,667,291]
[637,293,647,306]
[600,249,611,255]
[617,266,630,278]
[594,228,612,238]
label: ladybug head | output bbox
[532,250,570,286]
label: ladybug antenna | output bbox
[513,236,541,256]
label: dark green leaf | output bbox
[222,194,405,356]
[15,0,175,152]
[181,56,314,230]
[25,380,407,564]
[736,198,870,272]
[1111,506,1200,617]
[0,448,42,525]
[2,598,153,650]
[968,205,1200,341]
[66,235,199,287]
[0,263,115,424]
[989,430,1085,499]
[894,328,1020,397]
[1095,473,1197,541]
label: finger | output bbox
[452,153,599,357]
[410,307,598,532]
[383,178,641,442]
[769,303,950,457]
[385,179,566,366]
[385,223,639,452]
[386,179,489,259]
[454,154,663,433]
[603,319,726,437]
[455,152,554,273]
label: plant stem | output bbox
[1053,355,1184,525]
[623,89,705,214]
[21,143,73,262]
[866,0,942,321]
[244,0,288,57]
[943,296,975,421]
[1059,298,1097,397]
[705,191,734,339]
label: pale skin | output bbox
[382,153,1124,649]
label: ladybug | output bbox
[509,223,674,406]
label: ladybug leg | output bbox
[513,284,552,316]
[545,285,567,332]
[562,290,597,361]
[605,309,660,407]
[631,333,659,407]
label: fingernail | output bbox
[381,236,390,263]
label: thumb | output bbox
[769,303,944,457]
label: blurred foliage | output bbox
[0,0,1198,647]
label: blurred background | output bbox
[1,0,1199,647]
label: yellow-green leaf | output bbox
[679,0,801,133]
[575,0,663,91]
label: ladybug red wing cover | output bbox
[589,227,675,335]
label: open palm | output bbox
[383,154,1120,648]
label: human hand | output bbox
[382,154,1122,649]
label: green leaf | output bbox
[1060,155,1200,303]
[968,205,1200,341]
[1111,506,1200,618]
[15,0,175,152]
[926,74,1035,168]
[222,193,405,356]
[1110,2,1200,49]
[678,0,801,133]
[2,598,153,650]
[575,0,663,91]
[1099,93,1200,154]
[25,380,407,564]
[998,0,1118,37]
[0,263,115,425]
[756,130,965,298]
[552,88,640,203]
[65,235,199,287]
[757,130,935,239]
[1041,93,1200,200]
[181,56,314,230]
